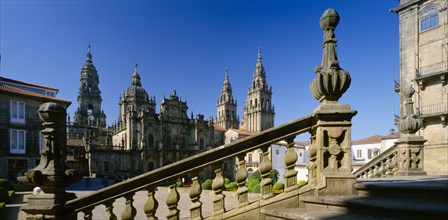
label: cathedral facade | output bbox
[66,46,275,181]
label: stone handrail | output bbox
[353,144,398,178]
[65,115,314,218]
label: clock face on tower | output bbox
[88,115,95,121]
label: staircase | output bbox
[261,176,448,219]
[16,8,448,220]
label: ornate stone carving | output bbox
[121,192,137,220]
[212,167,226,216]
[236,155,249,208]
[166,184,180,220]
[259,145,273,199]
[144,187,158,220]
[284,137,298,192]
[397,86,423,135]
[310,9,351,103]
[189,174,203,220]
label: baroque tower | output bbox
[74,46,106,126]
[216,67,239,129]
[241,48,275,132]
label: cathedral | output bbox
[66,46,275,181]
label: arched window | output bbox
[420,6,439,32]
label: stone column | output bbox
[18,102,80,219]
[309,9,357,196]
[396,86,427,176]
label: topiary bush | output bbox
[176,179,183,188]
[298,180,307,188]
[247,179,260,192]
[201,179,213,190]
[225,182,237,190]
[272,182,284,190]
[0,187,9,202]
[224,178,231,185]
[0,179,14,191]
[251,184,261,193]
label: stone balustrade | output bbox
[19,8,361,220]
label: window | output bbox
[259,153,263,163]
[104,161,110,172]
[46,91,55,97]
[420,6,439,32]
[356,149,362,159]
[11,100,25,123]
[248,153,252,163]
[10,129,26,154]
[276,149,279,155]
[368,149,373,159]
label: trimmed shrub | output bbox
[176,179,183,188]
[298,180,307,188]
[252,184,261,193]
[247,179,259,192]
[224,178,231,185]
[269,169,279,184]
[250,171,261,182]
[272,182,284,190]
[0,187,8,202]
[225,182,237,190]
[0,179,14,191]
[201,179,213,190]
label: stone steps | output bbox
[261,176,448,219]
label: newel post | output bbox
[396,86,427,176]
[309,9,357,196]
[18,102,79,219]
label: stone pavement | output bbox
[1,187,261,220]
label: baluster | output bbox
[82,207,94,220]
[378,161,385,177]
[259,145,273,199]
[307,135,318,187]
[104,199,117,220]
[391,152,398,176]
[144,187,158,220]
[189,172,203,220]
[121,192,137,220]
[284,137,298,192]
[166,184,180,220]
[385,156,393,176]
[212,167,225,216]
[236,154,249,208]
[373,165,380,178]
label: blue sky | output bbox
[0,0,400,141]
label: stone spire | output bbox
[132,64,142,86]
[241,47,275,132]
[310,8,351,103]
[74,45,106,126]
[217,66,238,129]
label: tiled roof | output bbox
[0,84,71,105]
[352,132,400,145]
[213,124,227,132]
[229,128,257,136]
[0,76,58,91]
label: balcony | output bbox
[416,61,448,90]
[419,102,448,127]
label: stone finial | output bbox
[18,102,79,194]
[310,8,351,103]
[398,86,423,135]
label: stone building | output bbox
[0,76,71,180]
[392,0,448,175]
[240,48,275,132]
[67,47,217,179]
[216,67,239,130]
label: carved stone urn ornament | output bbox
[310,8,351,103]
[397,86,423,135]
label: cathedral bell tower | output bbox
[216,66,239,129]
[241,48,275,132]
[74,45,106,126]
